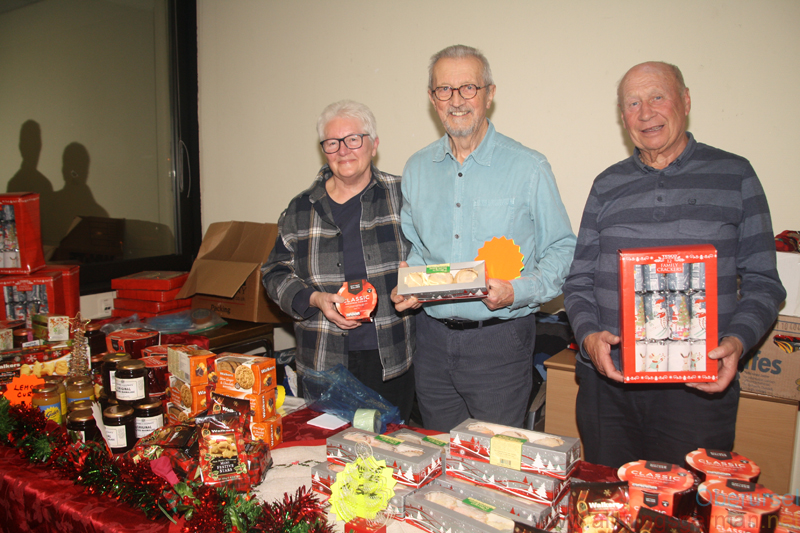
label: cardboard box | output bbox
[449,419,581,480]
[39,265,80,318]
[175,221,290,323]
[31,314,70,342]
[740,314,800,401]
[397,261,488,302]
[166,345,215,386]
[619,245,719,383]
[777,252,800,318]
[0,270,65,324]
[250,415,282,447]
[215,353,276,395]
[169,375,208,415]
[0,193,45,275]
[211,388,277,422]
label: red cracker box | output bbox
[0,193,45,275]
[697,479,781,533]
[449,419,581,480]
[0,270,65,323]
[111,271,189,291]
[113,297,192,314]
[166,345,215,386]
[617,460,696,519]
[249,415,282,447]
[115,287,183,302]
[445,453,568,505]
[619,245,719,383]
[169,375,208,416]
[39,265,80,318]
[327,427,443,488]
[215,353,276,396]
[211,388,277,422]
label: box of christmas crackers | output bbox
[0,193,45,275]
[619,245,718,383]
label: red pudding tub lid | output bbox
[618,460,696,519]
[686,448,760,483]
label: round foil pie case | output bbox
[686,448,760,483]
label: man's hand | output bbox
[687,336,743,394]
[483,278,514,310]
[309,291,360,330]
[391,261,422,312]
[583,331,624,382]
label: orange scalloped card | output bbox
[4,374,45,405]
[475,237,524,280]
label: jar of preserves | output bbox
[31,384,62,424]
[101,352,130,400]
[68,399,95,413]
[85,323,107,358]
[134,398,164,439]
[66,408,101,443]
[43,375,67,417]
[114,360,148,403]
[103,405,136,454]
[66,376,95,404]
[13,328,34,348]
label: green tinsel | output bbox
[220,487,263,533]
[0,396,15,442]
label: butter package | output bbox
[215,353,276,395]
[685,448,760,483]
[397,261,488,302]
[697,479,781,533]
[31,314,70,342]
[335,279,377,322]
[404,483,545,533]
[167,344,215,386]
[327,427,443,488]
[445,453,568,505]
[168,375,208,416]
[432,474,551,528]
[449,418,580,479]
[618,460,696,519]
[249,415,282,448]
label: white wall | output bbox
[197,0,799,238]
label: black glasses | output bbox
[430,84,488,101]
[320,133,370,154]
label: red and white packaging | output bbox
[0,193,45,275]
[777,495,800,533]
[115,287,183,302]
[111,271,188,291]
[685,449,760,483]
[697,479,781,533]
[335,279,377,322]
[0,270,65,324]
[106,327,161,359]
[39,265,80,318]
[113,297,192,314]
[618,460,696,520]
[619,245,718,383]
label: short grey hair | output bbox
[617,61,687,107]
[428,45,494,90]
[316,100,378,141]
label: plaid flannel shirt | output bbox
[261,165,414,380]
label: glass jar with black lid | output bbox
[103,405,136,453]
[66,408,102,444]
[134,398,164,439]
[101,352,130,400]
[114,359,148,403]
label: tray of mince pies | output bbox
[397,260,488,302]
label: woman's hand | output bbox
[309,291,361,329]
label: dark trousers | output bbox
[574,361,739,469]
[347,349,415,424]
[414,311,536,432]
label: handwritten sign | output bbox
[5,374,45,406]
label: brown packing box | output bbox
[176,221,290,323]
[739,314,800,401]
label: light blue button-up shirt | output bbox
[401,120,576,321]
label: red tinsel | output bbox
[182,485,227,533]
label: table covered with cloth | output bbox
[0,408,432,533]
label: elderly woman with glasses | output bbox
[262,100,415,422]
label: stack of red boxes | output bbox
[111,271,191,318]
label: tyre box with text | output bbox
[739,314,800,401]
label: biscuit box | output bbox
[739,314,800,401]
[685,448,760,483]
[0,193,45,275]
[404,483,545,533]
[0,345,71,382]
[166,401,191,424]
[211,388,277,422]
[445,453,568,505]
[697,479,781,533]
[0,270,65,324]
[168,375,208,415]
[31,314,70,342]
[432,474,551,528]
[166,345,215,386]
[449,419,580,480]
[397,261,488,302]
[106,328,161,359]
[619,245,719,383]
[327,427,443,488]
[249,415,282,447]
[617,460,696,519]
[111,271,189,291]
[215,353,276,395]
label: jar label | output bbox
[115,376,146,401]
[136,414,164,439]
[108,370,117,392]
[105,424,127,448]
[67,393,94,404]
[36,401,62,424]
